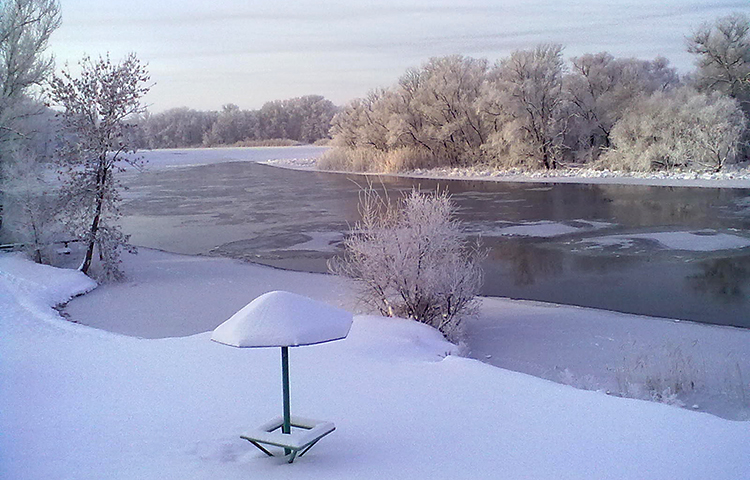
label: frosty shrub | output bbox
[600,87,747,172]
[329,187,484,340]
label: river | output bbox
[119,147,750,328]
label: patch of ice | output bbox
[495,221,581,237]
[263,157,319,170]
[582,231,750,252]
[485,219,612,238]
[581,237,635,249]
[280,232,343,252]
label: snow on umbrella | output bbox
[211,291,353,455]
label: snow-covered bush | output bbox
[329,187,484,340]
[600,87,747,172]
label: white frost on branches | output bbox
[329,187,484,340]
[51,53,150,280]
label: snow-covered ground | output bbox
[3,249,750,479]
[142,146,328,170]
[264,157,750,189]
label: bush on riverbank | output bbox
[599,88,746,172]
[329,187,484,341]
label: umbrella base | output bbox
[241,416,335,463]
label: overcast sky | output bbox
[49,0,748,113]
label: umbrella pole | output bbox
[281,346,292,455]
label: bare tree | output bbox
[51,53,150,279]
[257,95,337,143]
[140,107,216,148]
[329,187,484,340]
[1,144,59,261]
[688,12,750,113]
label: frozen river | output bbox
[120,147,750,328]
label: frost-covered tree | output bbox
[329,90,391,151]
[257,95,337,143]
[140,107,216,148]
[0,0,60,229]
[202,103,257,146]
[322,89,396,171]
[0,0,60,147]
[565,53,679,161]
[326,56,490,171]
[284,94,337,143]
[483,44,568,169]
[51,53,150,280]
[395,55,489,166]
[601,87,746,172]
[687,12,750,113]
[329,187,484,340]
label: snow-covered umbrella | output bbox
[211,290,353,459]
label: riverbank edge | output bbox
[263,157,750,189]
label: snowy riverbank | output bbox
[3,249,749,479]
[263,157,750,189]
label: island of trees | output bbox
[321,13,749,174]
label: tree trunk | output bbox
[80,163,107,275]
[80,204,101,275]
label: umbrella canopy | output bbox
[211,291,353,458]
[211,290,353,348]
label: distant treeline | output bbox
[321,13,750,173]
[134,95,338,149]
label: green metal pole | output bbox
[281,346,291,455]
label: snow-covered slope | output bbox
[2,253,749,479]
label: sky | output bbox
[49,0,749,113]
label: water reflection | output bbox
[688,257,749,302]
[119,158,750,328]
[485,240,563,287]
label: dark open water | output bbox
[119,148,750,328]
